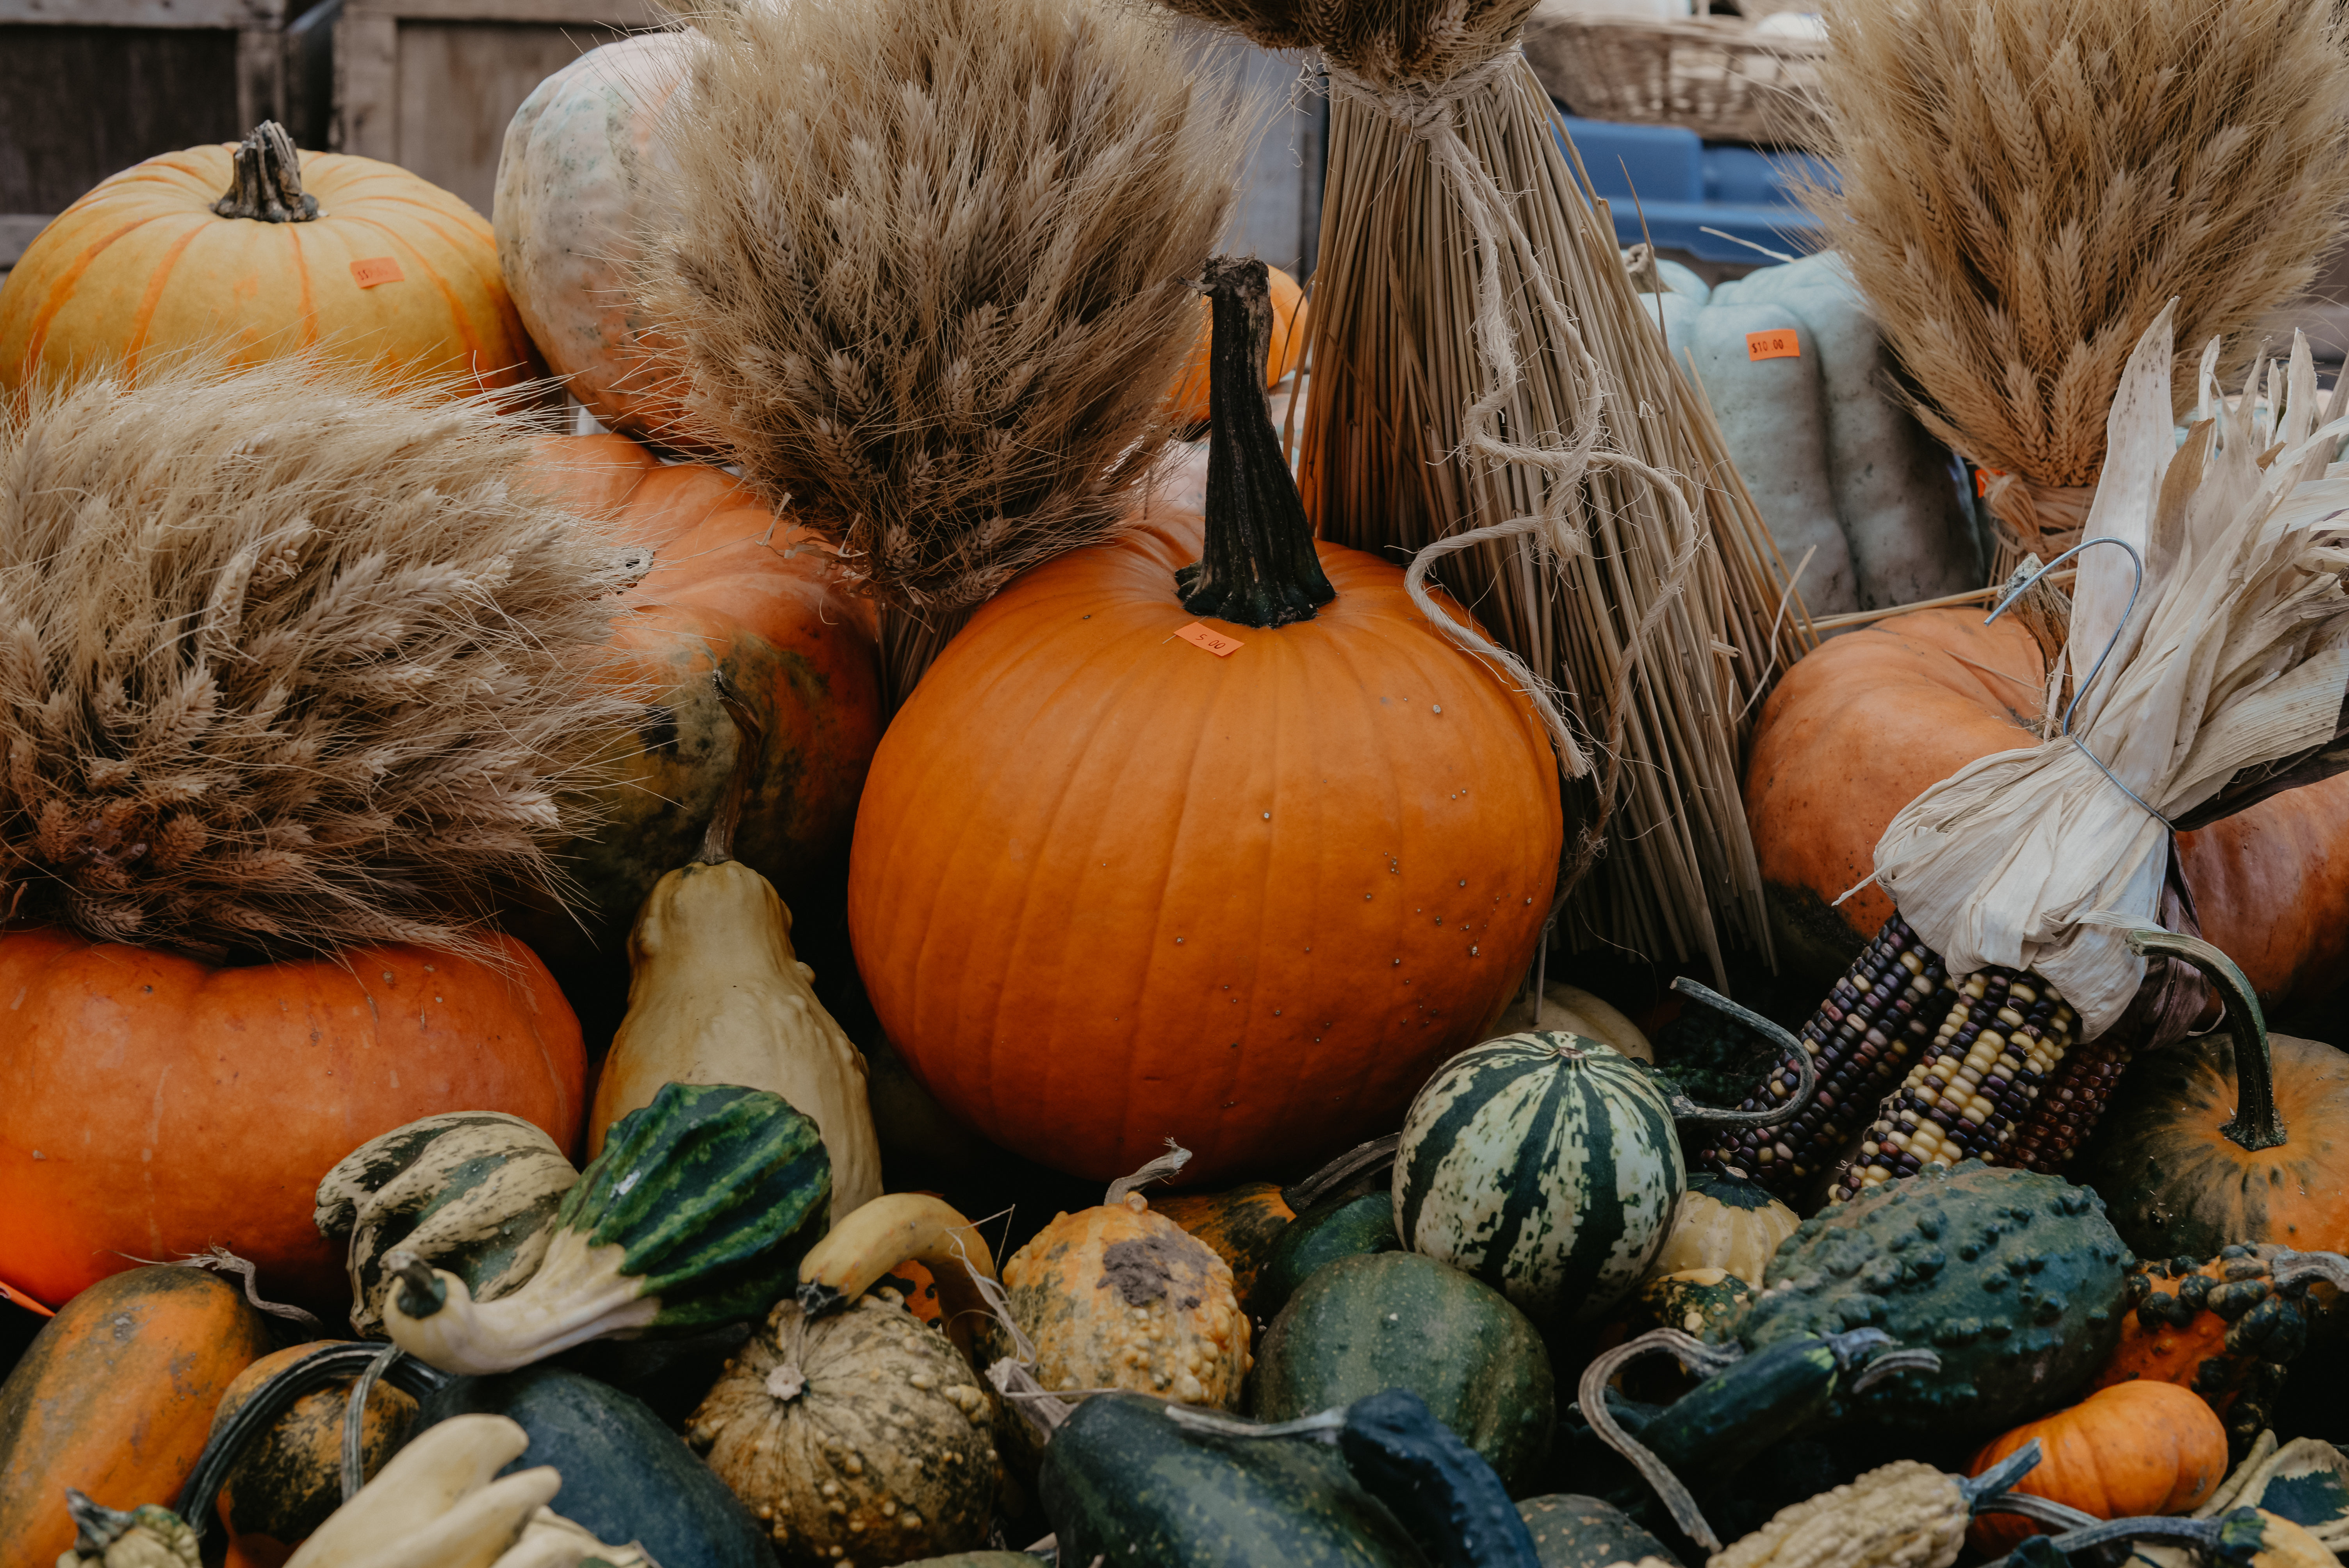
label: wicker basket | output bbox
[1522,9,1828,147]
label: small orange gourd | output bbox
[1148,1181,1297,1305]
[2092,1246,2314,1457]
[1966,1380,2228,1554]
[0,1267,273,1567]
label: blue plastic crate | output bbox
[1558,114,1832,264]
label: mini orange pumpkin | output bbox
[1966,1380,2228,1554]
[0,123,539,396]
[0,927,583,1308]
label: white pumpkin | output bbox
[495,34,707,450]
[1642,251,1985,616]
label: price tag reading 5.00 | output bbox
[1174,622,1244,657]
[1746,329,1801,362]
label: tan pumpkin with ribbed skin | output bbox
[212,1343,420,1553]
[0,140,538,395]
[986,1193,1251,1413]
[687,1296,998,1567]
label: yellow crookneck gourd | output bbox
[587,676,882,1221]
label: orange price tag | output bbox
[1174,622,1244,657]
[350,257,406,289]
[1745,329,1800,362]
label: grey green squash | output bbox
[1255,1251,1554,1497]
[1516,1493,1681,1568]
[1253,1190,1403,1319]
[1394,1032,1682,1327]
[1716,1160,2131,1437]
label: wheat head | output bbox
[1810,0,2349,488]
[639,0,1246,612]
[0,359,647,960]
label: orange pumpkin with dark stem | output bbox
[0,1267,273,1568]
[1966,1380,2228,1554]
[504,434,884,1036]
[0,123,539,396]
[847,260,1561,1183]
[0,928,583,1309]
[1746,608,2349,1009]
[1165,265,1307,430]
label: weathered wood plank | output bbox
[0,0,280,27]
[392,18,637,213]
[333,9,399,160]
[0,25,242,212]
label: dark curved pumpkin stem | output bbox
[1662,977,1818,1131]
[1979,1508,2272,1568]
[697,668,764,866]
[1175,256,1334,628]
[2124,927,2287,1152]
[212,122,319,223]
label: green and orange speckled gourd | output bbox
[1715,1161,2133,1438]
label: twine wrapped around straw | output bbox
[1156,0,1811,976]
[1873,309,2349,1035]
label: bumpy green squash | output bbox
[1040,1391,1432,1566]
[1396,1033,1682,1327]
[1517,1493,1681,1568]
[1255,1252,1554,1497]
[385,1082,831,1374]
[314,1111,579,1337]
[1253,1190,1403,1319]
[1720,1161,2131,1438]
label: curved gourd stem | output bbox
[341,1342,407,1502]
[1958,1440,2048,1506]
[1282,1132,1402,1212]
[1978,1508,2267,1568]
[1575,1327,1745,1554]
[211,122,319,223]
[1975,1493,2103,1531]
[2273,1249,2349,1292]
[1665,976,1818,1130]
[176,1342,452,1547]
[697,668,763,865]
[2123,927,2286,1151]
[1104,1139,1194,1205]
[1175,256,1336,628]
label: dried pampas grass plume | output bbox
[1810,0,2349,492]
[0,360,649,959]
[639,0,1247,615]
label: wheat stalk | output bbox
[638,0,1248,704]
[0,359,647,960]
[1153,0,1811,978]
[1808,0,2349,497]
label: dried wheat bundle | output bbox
[0,360,648,959]
[638,0,1246,696]
[1875,309,2349,1035]
[1152,0,1811,977]
[1809,0,2349,581]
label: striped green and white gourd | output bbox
[1394,1033,1683,1327]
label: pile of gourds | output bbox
[9,8,2349,1568]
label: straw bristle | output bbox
[1149,0,1538,81]
[0,360,647,959]
[1810,0,2349,487]
[640,0,1246,613]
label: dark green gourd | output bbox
[1252,1190,1404,1319]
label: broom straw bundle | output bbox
[638,0,1248,704]
[1807,0,2349,584]
[1155,0,1810,978]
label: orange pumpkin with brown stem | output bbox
[1745,608,2349,1010]
[1966,1381,2228,1554]
[846,260,1560,1183]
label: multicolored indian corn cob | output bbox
[1695,913,2098,1201]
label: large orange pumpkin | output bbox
[502,435,884,1029]
[496,36,707,450]
[0,1266,273,1568]
[847,260,1560,1183]
[0,928,583,1309]
[1966,1380,2228,1554]
[1745,608,2349,1010]
[0,123,540,396]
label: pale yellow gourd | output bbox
[1491,980,1654,1062]
[586,680,882,1222]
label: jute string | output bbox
[1330,51,1707,894]
[1982,471,2094,584]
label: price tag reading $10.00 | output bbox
[1745,329,1800,362]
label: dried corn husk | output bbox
[1873,307,2349,1035]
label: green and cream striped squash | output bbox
[1394,1033,1683,1327]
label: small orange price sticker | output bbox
[349,257,406,289]
[1745,329,1800,362]
[1174,622,1244,657]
